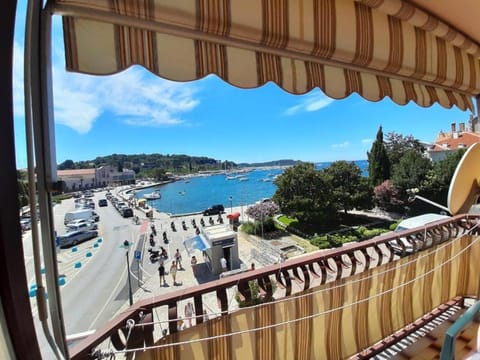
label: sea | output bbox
[135,160,368,215]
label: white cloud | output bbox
[284,91,334,116]
[13,36,200,134]
[52,66,199,133]
[361,138,373,144]
[331,141,350,148]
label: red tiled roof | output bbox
[429,132,480,152]
[58,169,95,176]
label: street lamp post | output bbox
[229,196,233,214]
[123,240,133,306]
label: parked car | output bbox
[66,219,98,232]
[20,218,32,231]
[116,201,127,211]
[98,199,108,207]
[389,213,451,255]
[203,204,225,216]
[57,230,98,248]
[64,208,95,225]
[121,208,134,218]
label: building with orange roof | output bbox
[425,116,480,162]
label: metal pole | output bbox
[137,260,140,288]
[124,242,133,306]
[261,213,264,239]
[126,250,133,306]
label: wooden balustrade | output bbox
[69,214,480,359]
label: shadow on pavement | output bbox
[195,263,219,284]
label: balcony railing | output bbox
[69,214,480,359]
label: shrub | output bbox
[389,222,399,231]
[355,226,367,236]
[235,279,277,307]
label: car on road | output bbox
[57,230,98,248]
[203,204,225,216]
[98,199,108,207]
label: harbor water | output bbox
[135,160,368,215]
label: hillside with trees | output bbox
[58,153,233,176]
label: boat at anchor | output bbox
[144,191,161,200]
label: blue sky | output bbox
[13,2,471,169]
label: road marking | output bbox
[87,261,129,330]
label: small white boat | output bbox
[226,174,241,180]
[144,190,161,200]
[238,177,249,181]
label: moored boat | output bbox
[144,190,161,200]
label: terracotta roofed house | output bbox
[57,168,96,192]
[425,118,480,162]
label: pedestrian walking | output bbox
[185,302,195,327]
[158,259,166,286]
[175,249,183,269]
[170,261,178,285]
[191,256,198,276]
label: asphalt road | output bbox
[24,185,234,356]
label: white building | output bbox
[58,165,135,192]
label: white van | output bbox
[390,213,451,255]
[64,209,95,225]
[66,219,98,232]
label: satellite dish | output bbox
[448,142,480,215]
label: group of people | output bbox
[158,248,200,286]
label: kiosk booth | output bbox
[184,224,239,275]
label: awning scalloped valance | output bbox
[52,0,480,111]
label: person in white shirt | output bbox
[220,257,227,272]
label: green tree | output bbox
[367,126,391,186]
[273,162,337,227]
[384,132,424,167]
[17,170,29,209]
[322,161,372,213]
[391,150,432,199]
[421,149,466,207]
[153,168,169,181]
[58,159,75,170]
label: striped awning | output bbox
[51,0,480,111]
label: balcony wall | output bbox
[70,215,480,359]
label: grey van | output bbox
[58,230,98,248]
